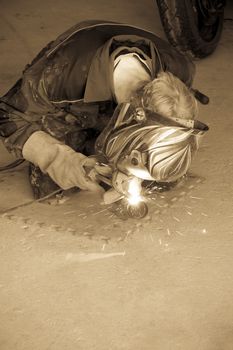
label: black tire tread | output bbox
[156,0,224,58]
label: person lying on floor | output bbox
[0,20,208,199]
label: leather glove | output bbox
[22,131,103,192]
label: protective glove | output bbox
[22,131,103,192]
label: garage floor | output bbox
[0,1,233,349]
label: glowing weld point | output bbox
[128,194,142,205]
[128,178,142,205]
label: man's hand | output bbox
[45,146,103,191]
[22,131,103,192]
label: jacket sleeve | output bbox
[0,55,63,157]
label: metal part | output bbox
[0,188,63,215]
[96,168,148,218]
[0,159,25,172]
[191,88,209,105]
[126,201,148,219]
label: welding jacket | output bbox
[0,20,195,157]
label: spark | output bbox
[173,216,180,222]
[179,191,186,196]
[176,230,184,236]
[150,233,154,242]
[188,185,194,189]
[83,231,93,237]
[128,178,142,205]
[167,228,171,236]
[155,203,165,208]
[63,210,76,215]
[92,208,109,215]
[124,230,132,240]
[65,251,126,262]
[190,196,203,200]
[185,207,193,215]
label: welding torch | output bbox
[90,163,148,219]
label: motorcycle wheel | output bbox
[156,0,225,58]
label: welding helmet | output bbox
[95,102,208,183]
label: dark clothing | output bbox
[0,20,195,157]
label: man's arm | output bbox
[0,54,59,157]
[22,131,103,192]
[0,61,102,192]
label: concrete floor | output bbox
[0,1,233,349]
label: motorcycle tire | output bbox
[156,0,225,58]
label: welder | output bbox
[0,20,208,201]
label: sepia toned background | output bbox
[0,1,233,349]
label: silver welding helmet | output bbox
[95,102,208,183]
